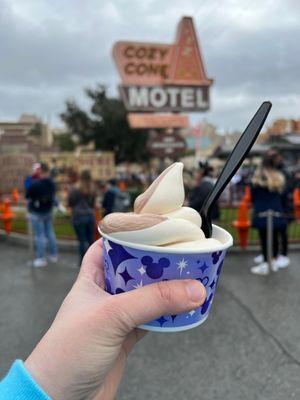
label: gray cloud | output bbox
[0,0,300,130]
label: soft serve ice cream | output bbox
[99,162,221,250]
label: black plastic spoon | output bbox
[200,101,272,238]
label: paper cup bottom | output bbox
[139,313,209,333]
[101,225,232,332]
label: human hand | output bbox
[25,240,206,400]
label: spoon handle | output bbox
[202,101,272,214]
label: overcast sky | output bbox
[1,0,300,131]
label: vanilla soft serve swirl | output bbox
[100,163,221,249]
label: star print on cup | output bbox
[177,258,188,275]
[141,255,170,279]
[119,267,134,285]
[155,316,168,327]
[133,280,143,289]
[198,261,209,274]
[105,240,136,274]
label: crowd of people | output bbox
[191,149,297,276]
[24,164,131,266]
[250,149,295,275]
[23,149,298,275]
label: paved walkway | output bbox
[0,240,299,399]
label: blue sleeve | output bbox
[0,360,51,400]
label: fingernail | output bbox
[186,281,205,303]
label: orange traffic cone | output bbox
[0,199,15,235]
[293,188,300,219]
[233,201,251,248]
[12,188,20,203]
[242,185,252,204]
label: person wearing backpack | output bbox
[102,178,130,215]
[68,170,96,263]
[26,163,58,268]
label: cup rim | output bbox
[99,224,233,254]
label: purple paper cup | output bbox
[100,224,233,332]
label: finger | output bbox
[103,279,206,332]
[79,239,105,288]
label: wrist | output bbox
[25,349,65,400]
[0,360,51,400]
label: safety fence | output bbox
[2,193,300,246]
[2,206,300,245]
[218,206,300,245]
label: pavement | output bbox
[0,240,299,400]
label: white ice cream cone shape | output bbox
[99,162,221,249]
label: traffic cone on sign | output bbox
[233,201,251,248]
[0,199,15,235]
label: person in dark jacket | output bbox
[250,155,287,275]
[68,170,96,263]
[189,163,220,221]
[26,163,57,267]
[273,150,292,268]
[102,179,129,216]
[253,149,293,268]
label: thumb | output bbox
[103,279,206,331]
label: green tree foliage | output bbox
[28,122,43,137]
[54,133,76,151]
[60,85,149,163]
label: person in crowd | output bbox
[189,162,220,221]
[0,240,205,399]
[253,149,292,268]
[26,163,58,268]
[50,158,59,179]
[68,170,96,264]
[273,150,292,268]
[24,163,41,190]
[250,154,287,275]
[102,178,129,216]
[102,179,118,216]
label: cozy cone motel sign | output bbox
[113,17,213,113]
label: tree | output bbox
[60,85,149,163]
[28,122,43,137]
[54,133,76,151]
